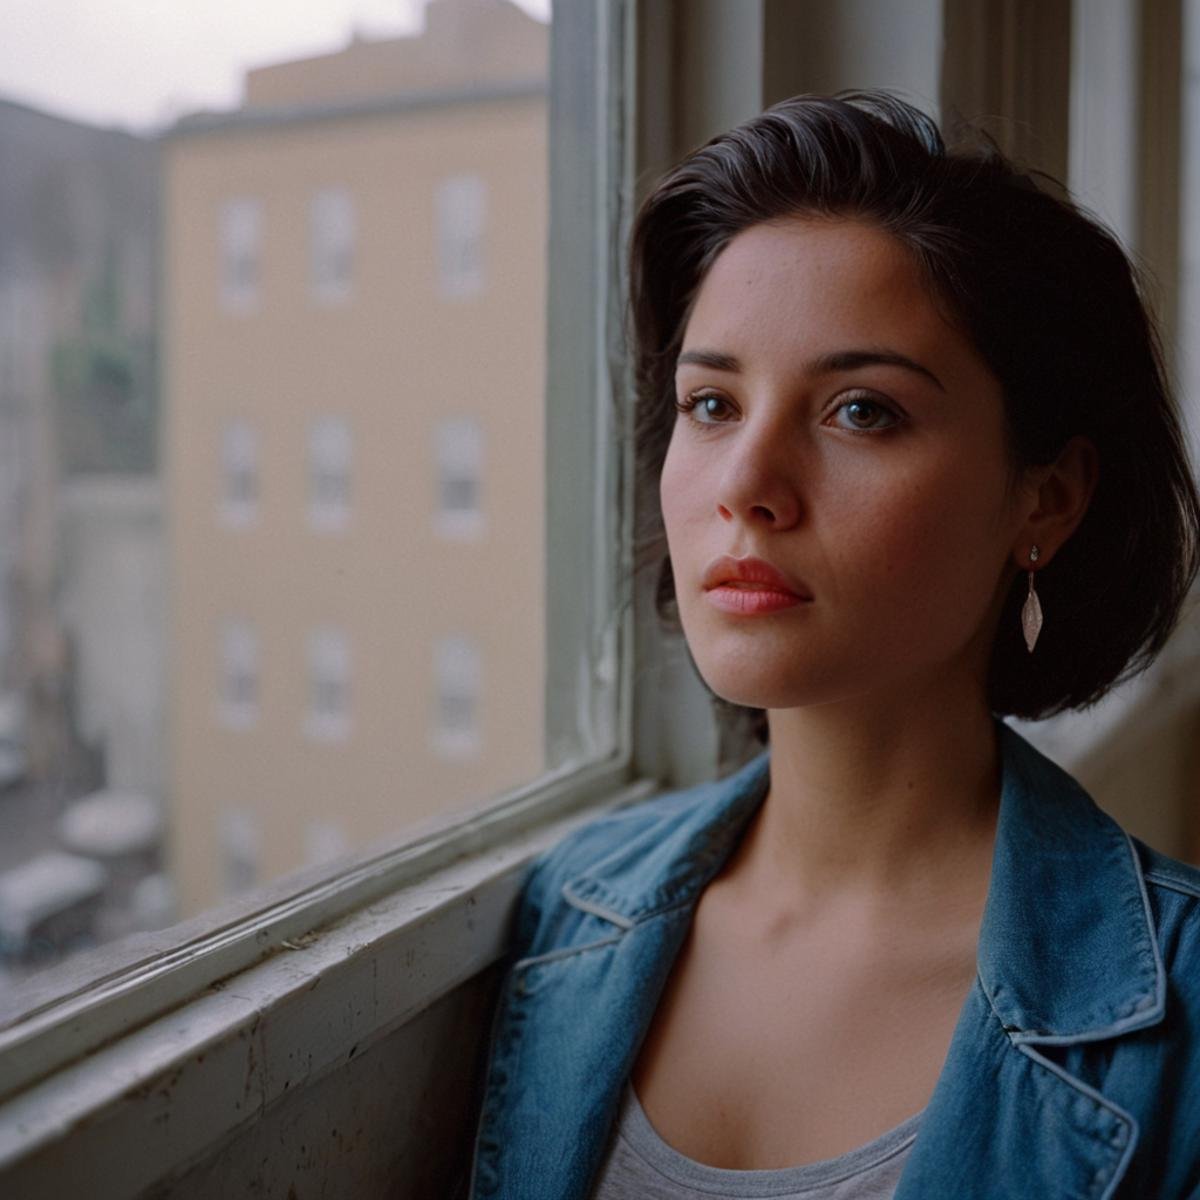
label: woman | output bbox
[465,93,1200,1199]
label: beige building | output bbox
[163,0,548,914]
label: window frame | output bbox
[0,0,648,1112]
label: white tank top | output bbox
[587,1081,922,1200]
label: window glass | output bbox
[305,626,351,742]
[219,198,263,314]
[435,173,487,298]
[434,415,484,538]
[219,806,261,897]
[310,186,355,305]
[220,419,260,527]
[218,618,260,730]
[0,0,565,1005]
[432,634,481,758]
[308,415,352,531]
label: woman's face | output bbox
[660,216,1032,712]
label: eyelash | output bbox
[673,391,903,433]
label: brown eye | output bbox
[675,392,733,424]
[831,397,899,431]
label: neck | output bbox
[735,678,1002,921]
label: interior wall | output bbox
[762,0,943,114]
[1075,702,1200,864]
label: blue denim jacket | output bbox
[467,722,1200,1199]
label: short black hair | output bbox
[629,91,1200,726]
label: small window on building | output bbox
[220,419,259,527]
[432,635,481,758]
[219,197,261,313]
[305,626,350,742]
[219,806,260,897]
[308,415,352,532]
[434,416,484,539]
[304,819,350,867]
[217,619,259,730]
[435,174,487,299]
[310,186,354,305]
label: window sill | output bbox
[0,772,654,1193]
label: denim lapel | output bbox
[469,903,699,1199]
[469,753,772,1200]
[562,750,773,927]
[893,723,1164,1199]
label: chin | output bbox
[692,658,833,712]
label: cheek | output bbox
[834,455,1011,604]
[659,431,699,540]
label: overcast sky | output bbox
[1,0,550,133]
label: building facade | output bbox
[163,0,548,913]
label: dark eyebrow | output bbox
[676,349,742,372]
[675,346,946,394]
[813,348,946,393]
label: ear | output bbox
[1011,435,1099,569]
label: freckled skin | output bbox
[661,218,1029,713]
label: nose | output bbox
[715,422,804,530]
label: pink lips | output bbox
[701,555,812,616]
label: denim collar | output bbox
[562,719,1165,1043]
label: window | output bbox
[434,416,484,538]
[435,173,487,299]
[309,186,354,305]
[218,197,262,313]
[305,626,350,742]
[307,415,352,532]
[0,0,637,1138]
[217,618,259,730]
[219,419,259,527]
[219,806,260,897]
[432,634,481,758]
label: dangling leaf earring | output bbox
[1021,545,1043,653]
